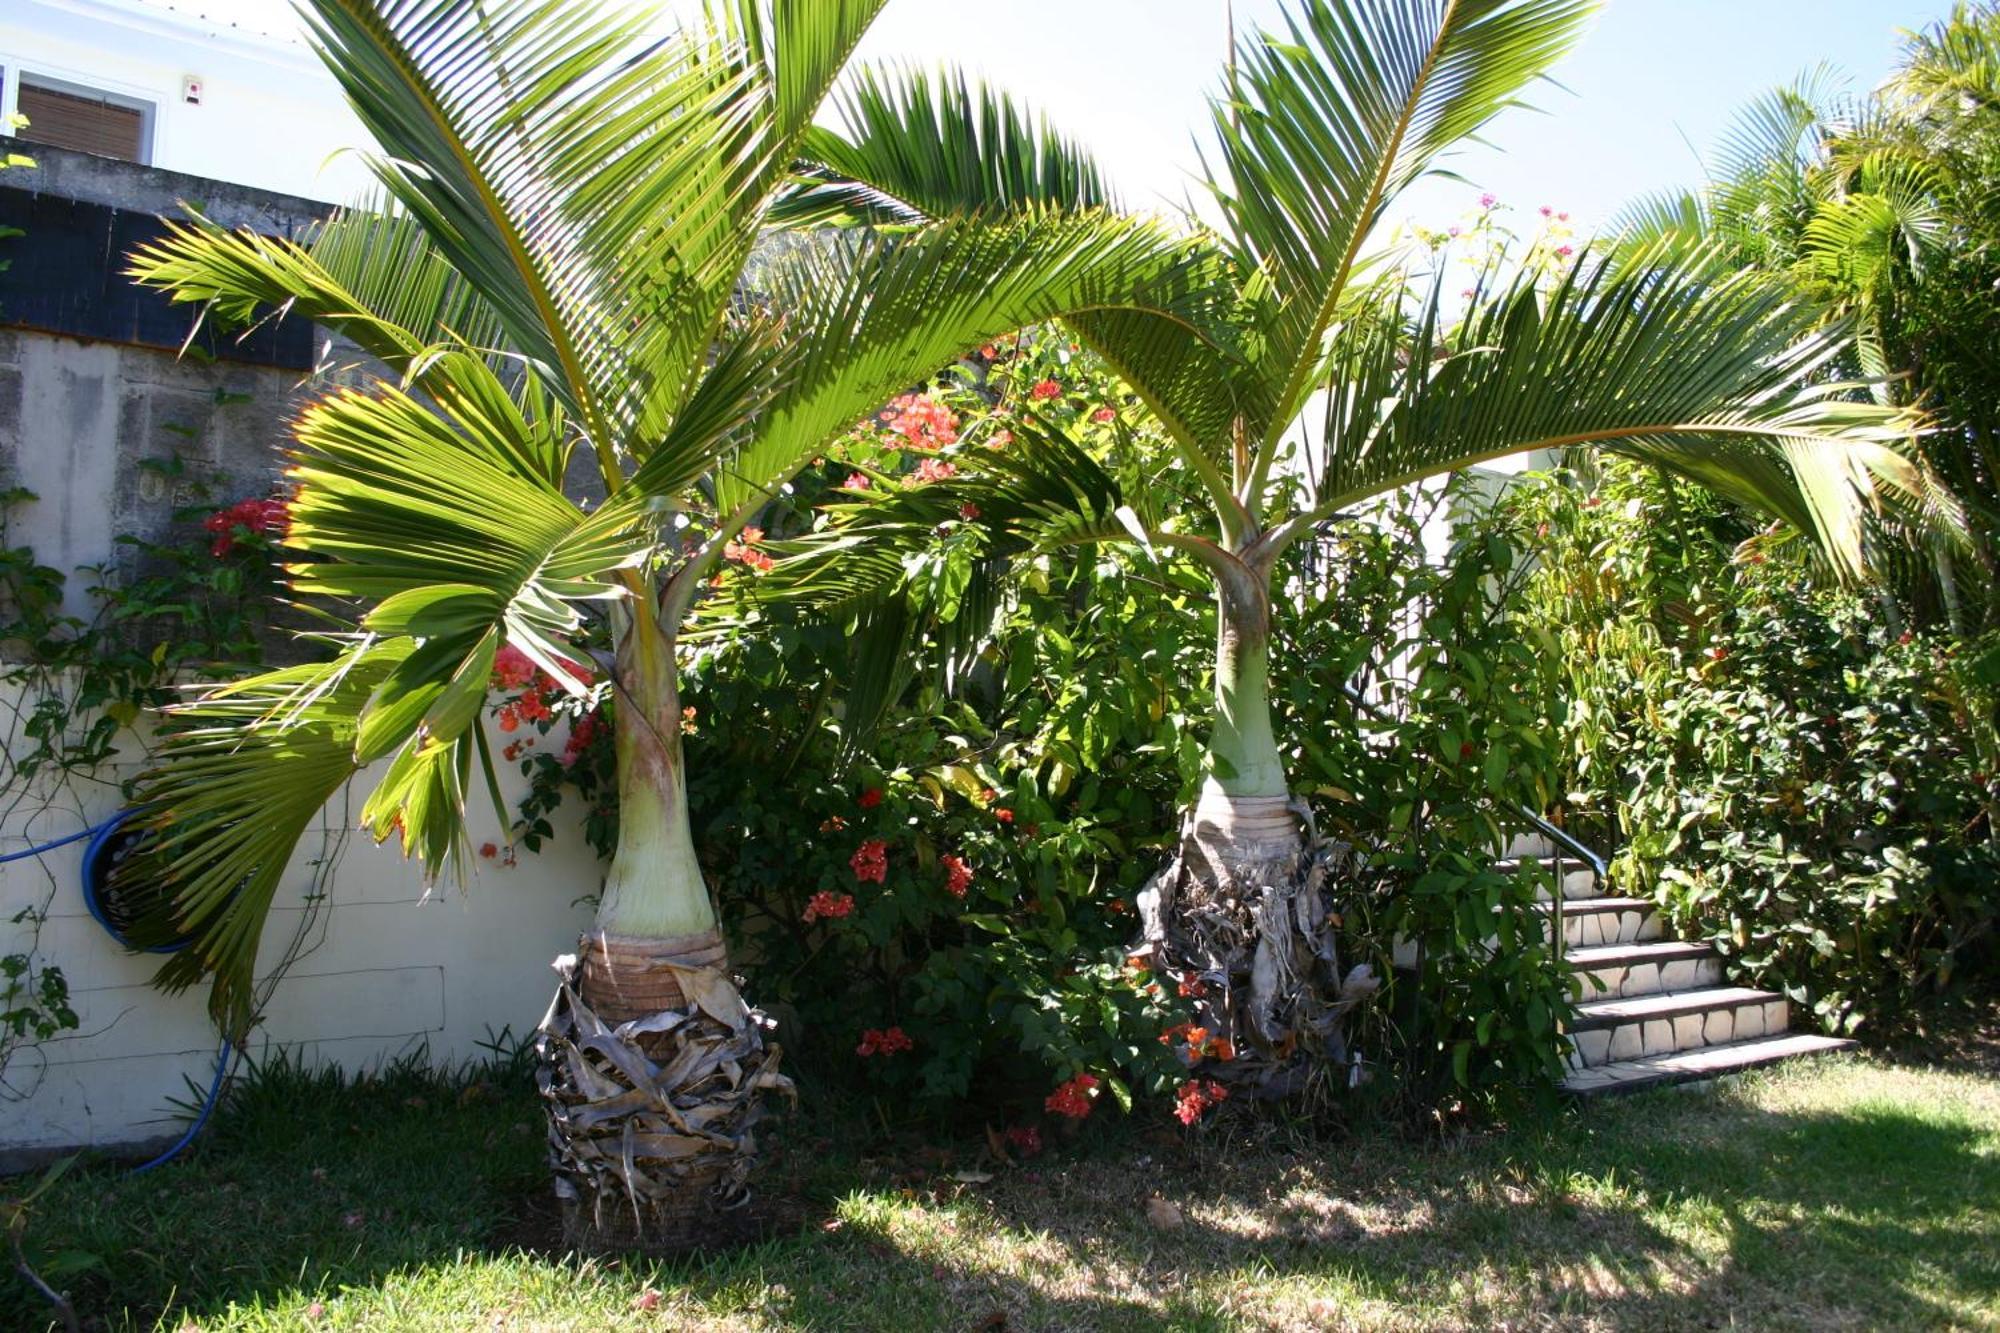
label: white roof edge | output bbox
[16,0,323,70]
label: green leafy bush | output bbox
[1275,481,1576,1120]
[1505,460,2000,1034]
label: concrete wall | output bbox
[0,0,372,203]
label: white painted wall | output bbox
[0,0,371,203]
[0,710,599,1157]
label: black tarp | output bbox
[0,187,313,370]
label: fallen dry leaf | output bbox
[1144,1196,1184,1230]
[635,1288,661,1311]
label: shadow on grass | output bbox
[5,1054,1996,1330]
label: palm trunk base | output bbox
[1136,792,1379,1100]
[536,932,793,1257]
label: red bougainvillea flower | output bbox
[1003,1125,1043,1157]
[940,853,973,898]
[479,842,498,860]
[1044,1073,1099,1119]
[857,787,883,809]
[876,393,959,450]
[803,890,856,924]
[958,502,980,521]
[819,814,848,833]
[911,457,958,485]
[855,1026,914,1057]
[850,838,889,884]
[994,807,1015,824]
[1091,406,1115,424]
[979,787,999,802]
[1160,1023,1209,1048]
[1173,1078,1230,1126]
[204,495,291,556]
[1029,379,1062,401]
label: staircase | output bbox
[1501,837,1855,1094]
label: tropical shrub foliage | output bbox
[510,344,1584,1124]
[1504,460,1999,1034]
[1279,484,1576,1119]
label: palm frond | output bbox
[284,351,646,740]
[120,639,412,1033]
[710,208,1225,519]
[1301,237,1952,580]
[296,0,773,451]
[1209,0,1595,451]
[774,63,1114,227]
[778,60,1252,510]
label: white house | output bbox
[1,0,370,202]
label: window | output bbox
[15,76,152,164]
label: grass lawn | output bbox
[4,1036,1996,1331]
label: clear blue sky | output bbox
[853,0,1963,235]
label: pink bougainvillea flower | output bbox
[877,393,959,450]
[1029,379,1062,401]
[492,644,537,690]
[911,457,958,485]
[1555,244,1575,259]
[559,710,602,768]
[842,472,871,490]
[1044,1073,1099,1119]
[856,1026,914,1057]
[724,527,775,573]
[1479,192,1497,209]
[1540,204,1554,217]
[988,429,1014,449]
[850,838,889,884]
[940,853,973,898]
[803,890,856,924]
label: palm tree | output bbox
[1612,6,2000,734]
[758,0,1950,1096]
[116,0,1212,1251]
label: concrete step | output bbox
[1563,1032,1856,1095]
[1565,987,1788,1068]
[1534,896,1663,947]
[1494,857,1601,900]
[1568,939,1720,999]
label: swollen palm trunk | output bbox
[1135,579,1377,1098]
[536,647,791,1255]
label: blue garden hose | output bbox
[6,811,233,1170]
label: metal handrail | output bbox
[1336,683,1610,882]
